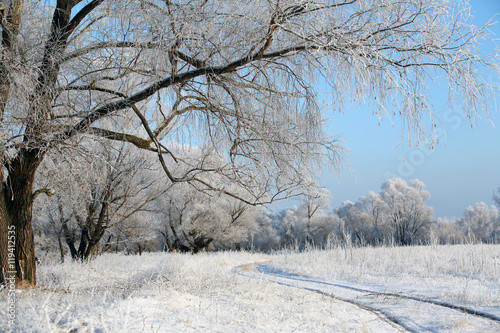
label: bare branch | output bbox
[32,188,55,201]
[86,127,154,151]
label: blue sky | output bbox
[321,0,500,219]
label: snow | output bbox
[1,245,499,332]
[243,263,500,332]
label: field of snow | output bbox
[271,243,500,310]
[266,243,500,332]
[1,244,499,332]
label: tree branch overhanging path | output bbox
[0,0,498,285]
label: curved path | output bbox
[237,263,500,333]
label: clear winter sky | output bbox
[321,0,500,219]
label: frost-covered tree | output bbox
[278,207,302,247]
[432,217,463,245]
[380,179,434,245]
[357,191,392,243]
[0,0,497,285]
[334,192,391,245]
[335,200,365,243]
[301,189,331,245]
[157,183,262,253]
[333,178,434,246]
[277,189,335,248]
[34,140,165,260]
[459,202,499,243]
[243,212,282,252]
[155,145,262,253]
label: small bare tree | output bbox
[0,0,497,285]
[35,139,165,260]
[302,189,331,245]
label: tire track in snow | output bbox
[237,263,500,333]
[237,263,406,332]
[256,264,500,323]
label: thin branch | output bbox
[32,188,56,201]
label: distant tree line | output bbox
[261,180,500,250]
[33,143,500,260]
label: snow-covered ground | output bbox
[267,243,500,332]
[1,244,499,332]
[270,243,500,311]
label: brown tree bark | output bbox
[0,150,43,285]
[0,173,11,285]
[58,235,65,263]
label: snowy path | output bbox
[237,263,500,333]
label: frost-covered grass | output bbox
[1,251,392,332]
[271,243,500,309]
[1,244,499,332]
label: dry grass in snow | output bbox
[271,243,500,310]
[1,251,398,332]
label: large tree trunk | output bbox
[0,150,42,286]
[0,0,81,286]
[0,180,12,286]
